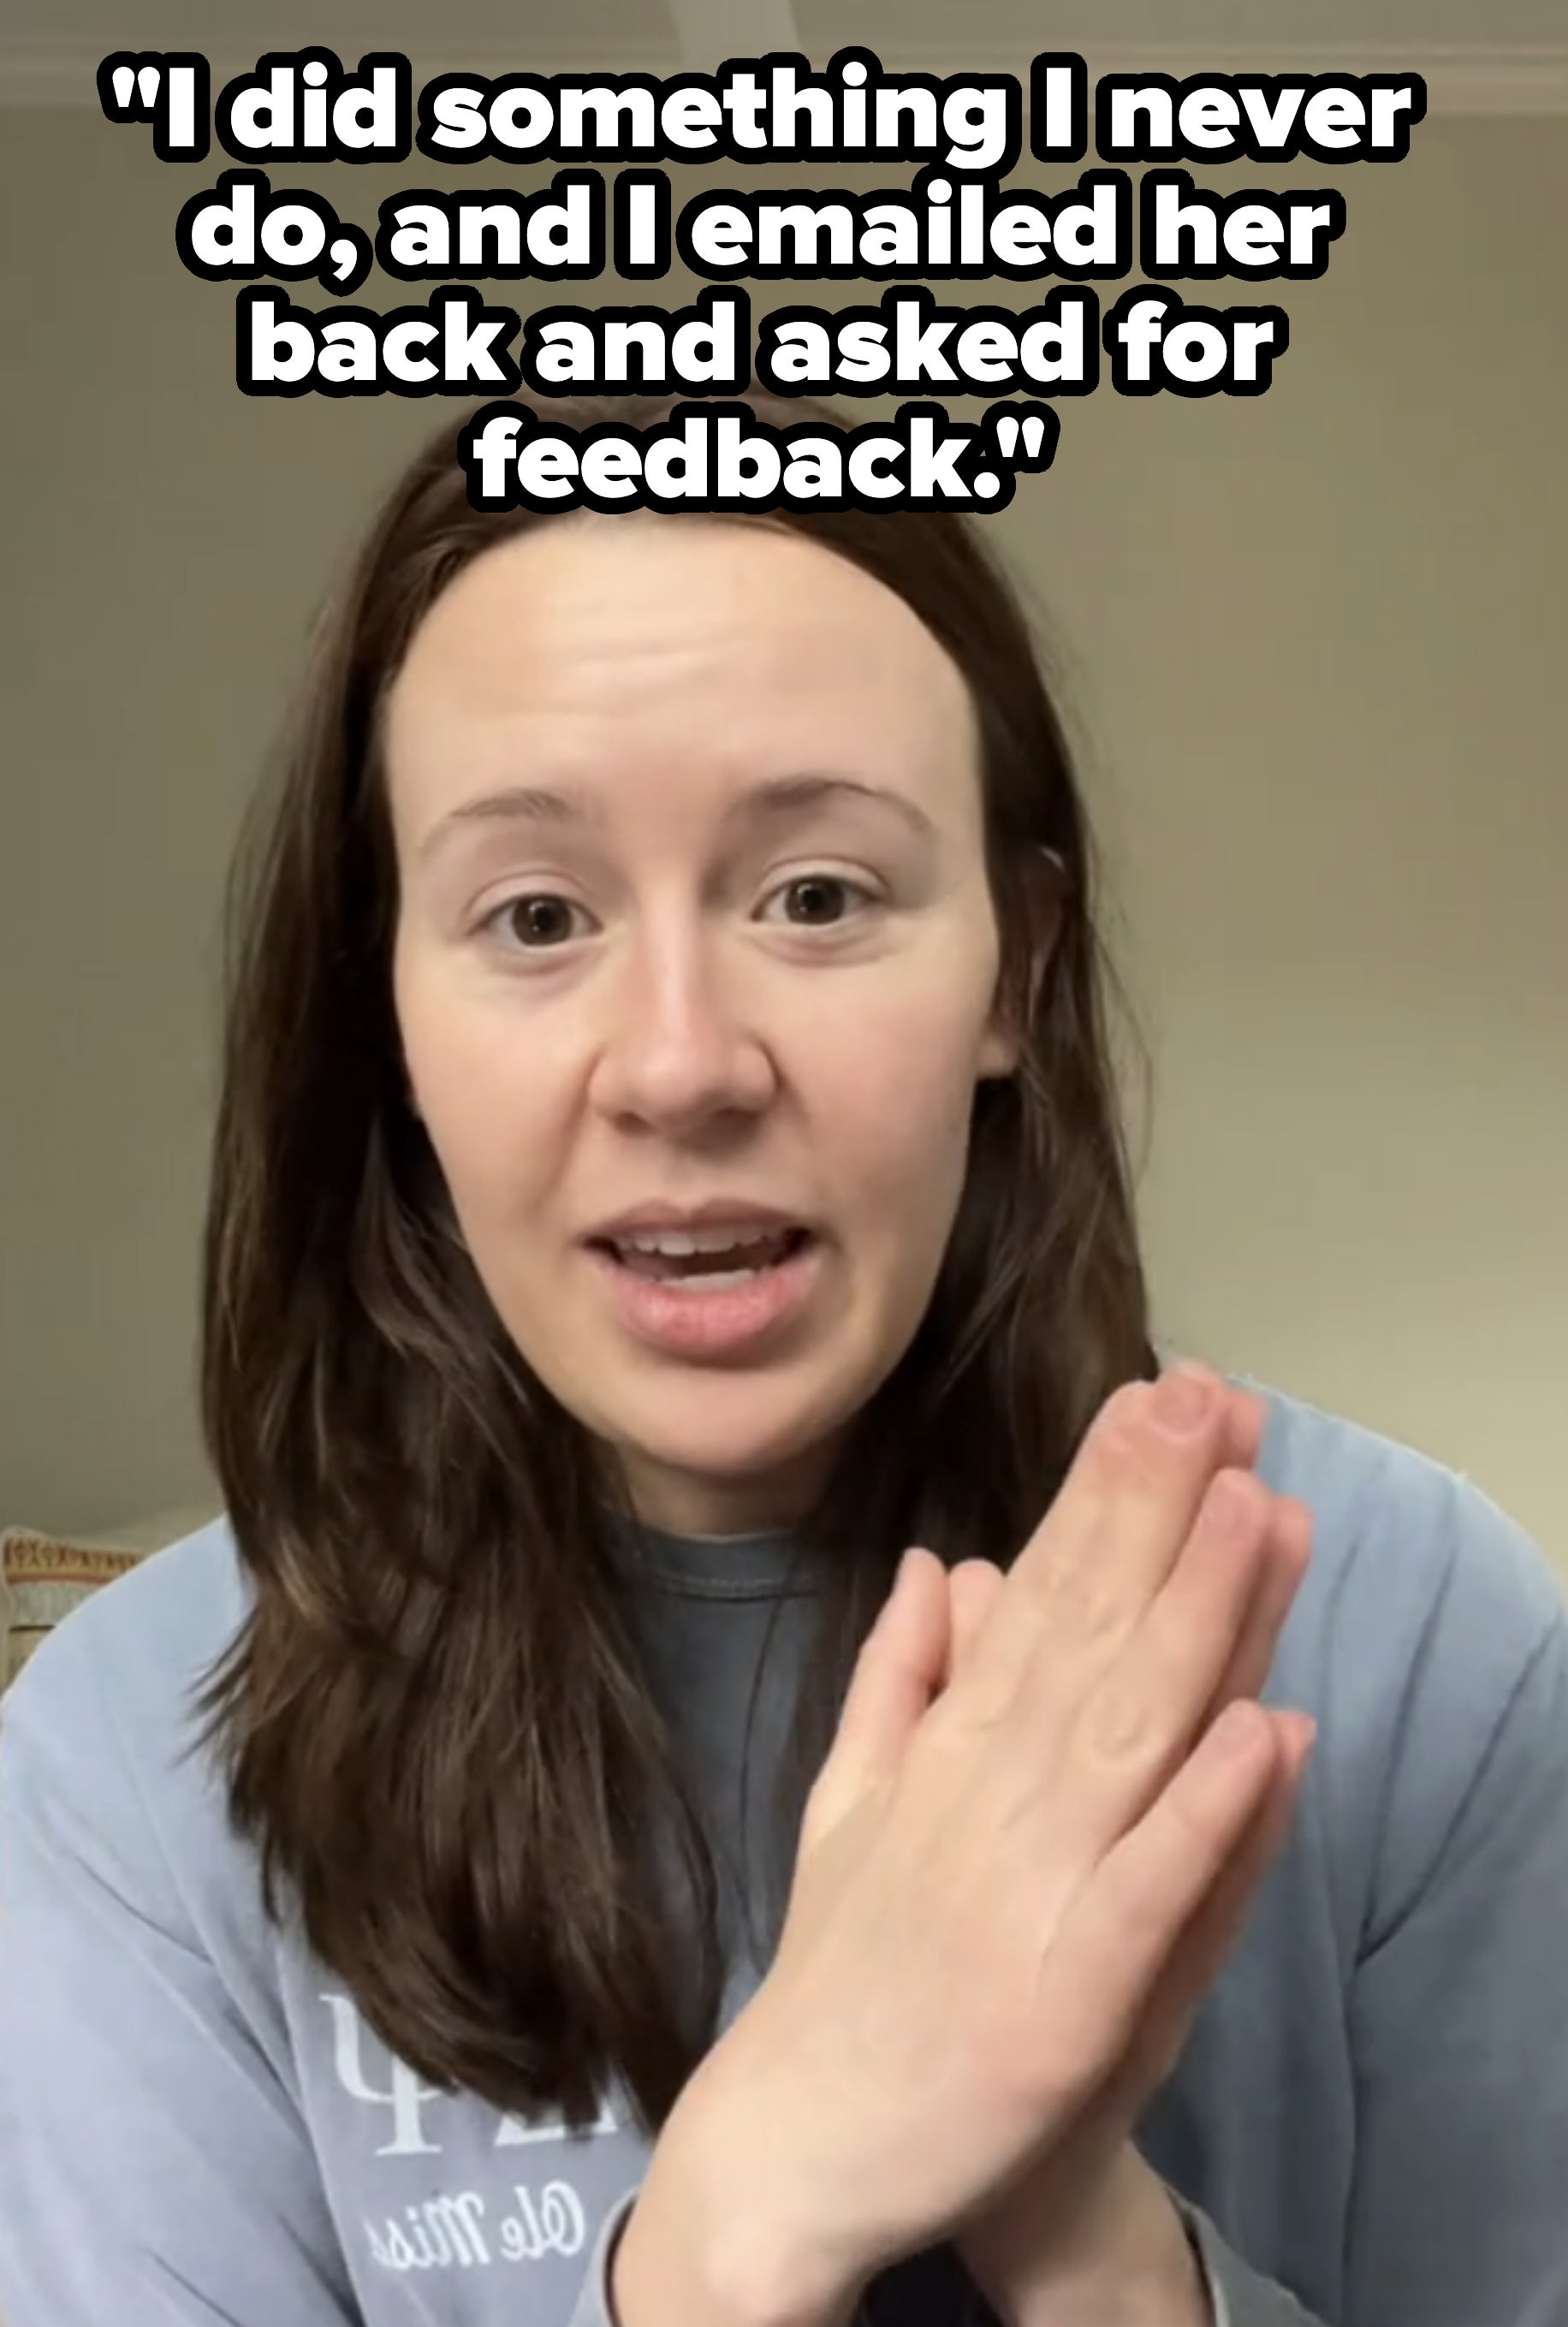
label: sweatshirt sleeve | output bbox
[1176,2196,1324,2325]
[1334,1481,1568,2325]
[0,1622,362,2327]
[1179,1475,1568,2327]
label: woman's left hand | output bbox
[940,1380,1316,2324]
[949,1733,1308,2324]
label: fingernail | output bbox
[1151,1365,1213,1435]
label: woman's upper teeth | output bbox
[617,1226,792,1256]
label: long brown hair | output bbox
[193,389,1156,2141]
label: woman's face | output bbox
[386,514,1019,1536]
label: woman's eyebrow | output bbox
[417,773,939,862]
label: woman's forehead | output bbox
[393,515,960,695]
[383,519,978,813]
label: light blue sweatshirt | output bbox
[2,1375,1566,2327]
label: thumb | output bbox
[800,1546,948,1853]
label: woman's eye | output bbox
[483,894,590,949]
[761,874,879,927]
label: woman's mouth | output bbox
[593,1226,811,1288]
[583,1229,823,1358]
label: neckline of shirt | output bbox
[600,1508,817,1600]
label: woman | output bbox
[1,391,1565,2327]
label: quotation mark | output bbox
[992,408,1053,463]
[110,62,163,111]
[984,401,1060,478]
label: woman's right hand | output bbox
[656,1364,1311,2318]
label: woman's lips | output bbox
[584,1231,823,1359]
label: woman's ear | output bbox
[977,1011,1024,1081]
[977,846,1066,1079]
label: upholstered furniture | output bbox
[0,1507,217,1698]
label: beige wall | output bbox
[1,107,1563,1565]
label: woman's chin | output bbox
[601,1419,846,1536]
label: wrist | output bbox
[978,2152,1210,2327]
[612,2075,863,2327]
[1062,2193,1206,2327]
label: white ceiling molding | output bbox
[4,34,1565,115]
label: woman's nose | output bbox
[587,936,777,1131]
